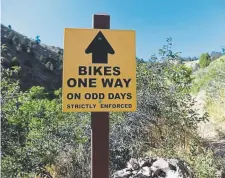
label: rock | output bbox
[138,157,152,167]
[127,158,140,170]
[137,166,151,176]
[166,170,180,178]
[112,157,195,178]
[113,168,133,178]
[150,158,171,173]
[215,169,225,178]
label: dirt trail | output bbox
[194,90,219,140]
[193,90,225,158]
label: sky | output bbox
[1,0,225,59]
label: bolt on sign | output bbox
[62,28,136,112]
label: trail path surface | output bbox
[193,90,225,158]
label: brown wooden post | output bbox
[91,14,110,178]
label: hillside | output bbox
[190,56,225,159]
[194,55,225,126]
[191,55,225,94]
[1,24,63,95]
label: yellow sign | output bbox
[62,28,136,112]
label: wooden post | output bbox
[91,14,110,178]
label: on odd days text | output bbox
[66,66,133,100]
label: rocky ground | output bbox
[113,157,195,178]
[112,90,225,178]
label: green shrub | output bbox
[57,50,62,55]
[199,53,211,68]
[27,47,35,56]
[45,56,59,67]
[20,38,30,52]
[1,44,8,53]
[11,57,20,67]
[39,55,45,63]
[12,36,19,45]
[1,57,10,68]
[109,38,207,175]
[16,44,22,53]
[0,38,213,178]
[21,44,27,52]
[191,55,225,94]
[46,61,54,71]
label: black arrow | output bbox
[85,31,115,64]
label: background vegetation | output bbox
[1,25,225,178]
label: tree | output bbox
[199,53,211,68]
[211,51,222,61]
[222,46,225,55]
[35,35,41,45]
[136,57,145,63]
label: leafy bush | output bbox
[16,44,22,53]
[199,53,211,68]
[12,36,19,45]
[1,44,8,54]
[109,38,207,175]
[20,38,30,52]
[191,56,225,94]
[39,55,45,63]
[41,56,60,70]
[27,46,35,56]
[57,50,62,55]
[1,39,217,178]
[10,57,20,67]
[46,61,54,71]
[1,67,89,177]
[1,44,10,66]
